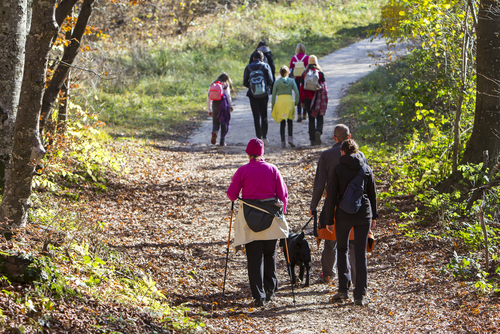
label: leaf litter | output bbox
[77,138,500,333]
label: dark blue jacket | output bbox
[243,60,274,98]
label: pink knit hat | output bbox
[246,138,264,156]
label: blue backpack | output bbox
[249,65,267,98]
[338,165,368,214]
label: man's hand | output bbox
[301,103,305,108]
[326,225,334,233]
[208,111,213,117]
[309,209,314,217]
[371,220,377,229]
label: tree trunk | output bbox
[39,0,95,134]
[0,0,59,229]
[0,0,30,190]
[436,0,500,193]
[460,0,500,170]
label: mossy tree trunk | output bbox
[0,0,31,190]
[0,0,58,228]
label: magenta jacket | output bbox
[227,159,288,212]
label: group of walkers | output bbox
[207,42,328,148]
[226,123,378,307]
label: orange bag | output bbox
[314,210,375,252]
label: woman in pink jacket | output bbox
[227,138,288,307]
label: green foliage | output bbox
[34,118,125,196]
[79,0,382,137]
[340,0,500,294]
[446,251,480,280]
[4,199,206,332]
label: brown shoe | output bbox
[211,132,217,145]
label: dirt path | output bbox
[83,38,499,333]
[189,37,406,149]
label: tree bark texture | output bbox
[460,0,500,171]
[0,0,30,189]
[40,0,95,133]
[0,0,59,228]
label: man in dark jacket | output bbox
[309,124,350,283]
[243,51,274,141]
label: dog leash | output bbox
[301,216,314,231]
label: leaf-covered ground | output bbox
[78,138,499,333]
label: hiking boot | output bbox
[288,136,295,148]
[354,298,364,306]
[331,291,349,301]
[297,116,302,122]
[311,140,316,146]
[220,138,226,146]
[281,141,286,149]
[254,299,266,307]
[265,290,275,302]
[211,132,217,145]
[315,131,322,145]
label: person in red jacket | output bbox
[289,43,309,122]
[300,55,326,146]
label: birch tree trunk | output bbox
[0,0,58,229]
[0,0,30,189]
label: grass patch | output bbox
[79,0,382,138]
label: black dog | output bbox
[279,231,312,287]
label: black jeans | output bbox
[335,219,371,300]
[245,239,278,301]
[304,98,324,142]
[249,96,269,139]
[280,119,293,142]
[294,77,305,116]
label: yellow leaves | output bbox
[399,11,405,16]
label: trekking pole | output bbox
[283,237,296,306]
[222,201,234,299]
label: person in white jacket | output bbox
[207,73,234,146]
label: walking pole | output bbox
[222,201,234,299]
[283,236,296,306]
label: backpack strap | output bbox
[293,55,299,63]
[299,54,306,62]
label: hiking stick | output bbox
[222,201,234,298]
[283,237,296,306]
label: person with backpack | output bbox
[249,41,276,89]
[325,139,378,306]
[271,66,299,148]
[207,73,235,146]
[300,55,327,146]
[227,138,289,307]
[289,43,309,122]
[243,51,274,141]
[309,124,351,284]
